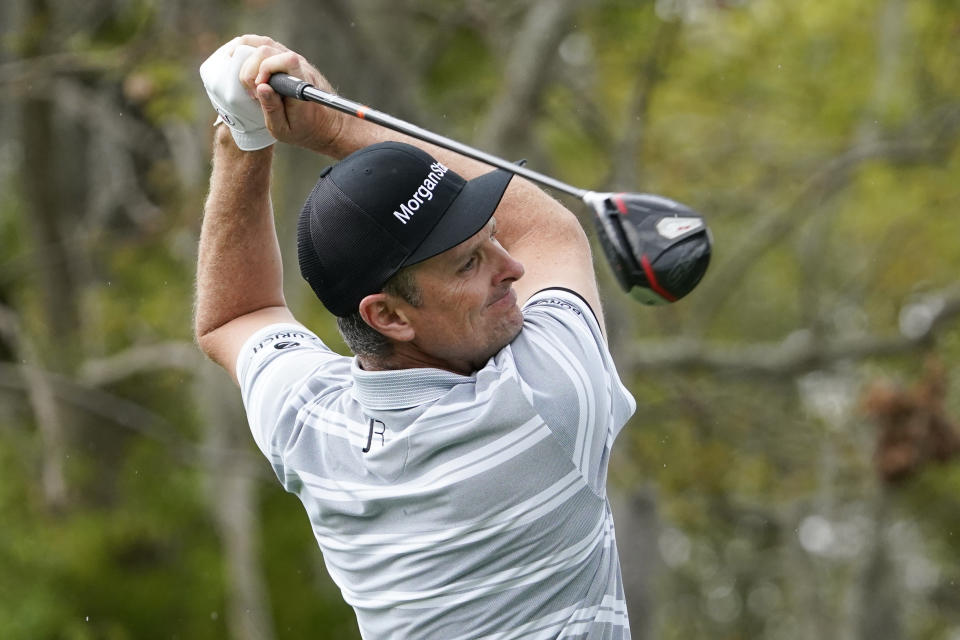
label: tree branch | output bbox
[689,106,960,336]
[0,361,269,480]
[625,288,960,378]
[608,18,683,191]
[0,51,127,89]
[79,341,203,386]
[0,304,68,510]
[476,0,586,157]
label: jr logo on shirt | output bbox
[362,418,386,453]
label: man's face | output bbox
[402,217,525,374]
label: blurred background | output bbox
[2,0,959,638]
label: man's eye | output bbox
[459,256,476,272]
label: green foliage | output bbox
[98,240,194,347]
[0,435,224,639]
[423,26,499,138]
[2,0,959,637]
[82,0,154,48]
[130,60,201,125]
[260,491,360,639]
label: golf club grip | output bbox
[268,73,310,99]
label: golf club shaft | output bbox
[269,73,588,200]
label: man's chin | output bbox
[491,309,525,354]
[470,314,524,371]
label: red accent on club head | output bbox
[613,194,628,215]
[640,254,678,303]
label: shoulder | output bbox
[496,289,636,491]
[495,287,615,396]
[517,288,606,353]
[523,288,599,321]
[237,322,354,459]
[237,322,350,402]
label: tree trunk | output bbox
[0,305,68,510]
[855,0,905,146]
[610,485,660,640]
[856,492,903,640]
[608,18,682,193]
[476,0,584,159]
[197,361,277,640]
[19,0,82,361]
[16,0,77,512]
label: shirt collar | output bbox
[350,358,471,410]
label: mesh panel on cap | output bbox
[296,209,324,295]
[298,178,408,316]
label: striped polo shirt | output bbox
[237,288,637,639]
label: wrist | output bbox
[213,123,274,159]
[309,111,383,160]
[213,121,235,146]
[301,110,347,157]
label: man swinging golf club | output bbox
[196,34,637,639]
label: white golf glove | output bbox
[199,44,276,151]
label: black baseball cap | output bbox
[297,141,513,317]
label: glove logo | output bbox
[214,105,236,126]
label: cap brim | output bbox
[403,168,514,266]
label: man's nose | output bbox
[494,245,524,284]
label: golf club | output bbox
[268,73,712,304]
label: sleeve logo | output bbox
[251,331,313,354]
[527,297,582,315]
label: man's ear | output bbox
[358,293,415,342]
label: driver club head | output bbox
[584,192,712,305]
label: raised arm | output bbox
[194,37,347,380]
[194,34,605,378]
[238,36,605,332]
[194,126,298,380]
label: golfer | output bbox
[195,34,636,639]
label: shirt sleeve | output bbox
[236,323,346,467]
[509,289,637,494]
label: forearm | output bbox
[246,38,601,320]
[194,126,284,342]
[235,33,577,261]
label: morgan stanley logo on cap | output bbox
[393,162,449,225]
[297,141,513,317]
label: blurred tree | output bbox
[0,0,959,638]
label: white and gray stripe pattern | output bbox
[238,289,636,639]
